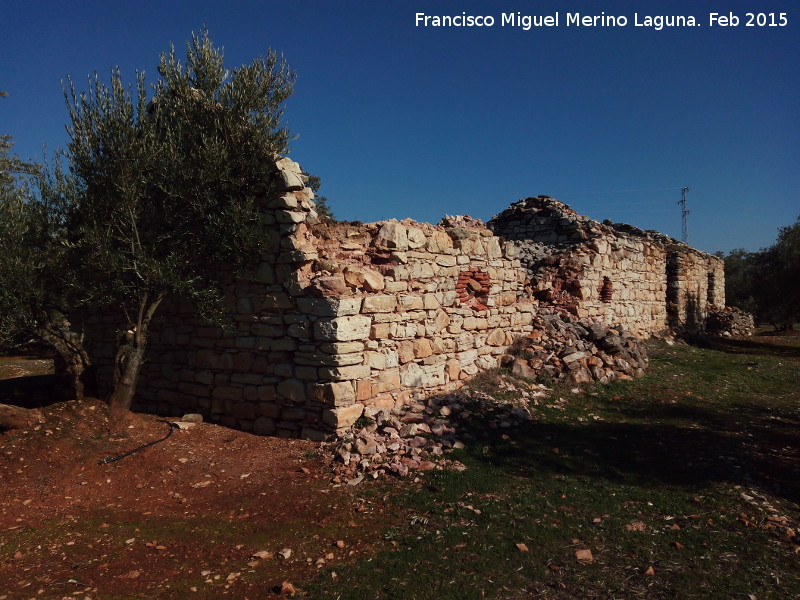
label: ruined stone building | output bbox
[86,157,725,439]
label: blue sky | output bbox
[3,0,798,253]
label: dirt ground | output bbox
[0,359,399,599]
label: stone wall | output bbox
[489,197,725,337]
[85,162,727,440]
[86,159,538,439]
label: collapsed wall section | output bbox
[489,197,725,337]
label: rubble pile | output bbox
[323,379,545,482]
[504,308,649,385]
[705,306,756,337]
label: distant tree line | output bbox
[0,30,333,414]
[720,216,800,331]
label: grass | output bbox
[306,337,800,599]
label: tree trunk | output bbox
[108,335,147,411]
[38,322,95,400]
[0,403,44,430]
[107,293,164,412]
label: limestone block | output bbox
[287,323,312,338]
[413,338,433,358]
[276,209,307,224]
[374,368,401,393]
[196,349,220,370]
[370,322,393,340]
[397,295,425,311]
[446,358,461,381]
[356,379,373,401]
[384,280,408,293]
[322,404,364,429]
[343,265,385,291]
[375,221,408,251]
[423,294,441,310]
[394,323,418,339]
[511,359,537,379]
[318,364,371,381]
[257,385,276,402]
[409,262,435,279]
[314,315,372,341]
[308,381,355,407]
[262,293,295,311]
[477,355,497,370]
[251,324,283,340]
[277,378,307,403]
[311,275,348,296]
[281,406,306,421]
[486,328,506,346]
[362,295,398,313]
[364,351,387,370]
[366,393,396,412]
[397,340,416,364]
[233,352,254,372]
[275,168,305,191]
[195,370,214,385]
[456,332,475,351]
[427,230,454,253]
[320,341,365,354]
[432,309,450,332]
[268,192,298,209]
[486,237,502,259]
[271,338,297,352]
[457,349,478,366]
[259,402,281,418]
[297,297,362,317]
[406,227,427,249]
[401,362,446,388]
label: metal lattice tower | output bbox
[679,187,690,242]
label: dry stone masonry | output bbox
[85,158,730,440]
[488,196,725,337]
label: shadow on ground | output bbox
[0,373,65,409]
[699,334,800,359]
[474,396,800,504]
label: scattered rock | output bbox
[575,548,593,563]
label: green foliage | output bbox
[722,248,759,314]
[305,173,334,221]
[0,92,76,350]
[62,29,298,406]
[722,216,800,329]
[0,92,39,194]
[65,29,296,323]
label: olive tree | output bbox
[64,30,296,410]
[1,91,95,399]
